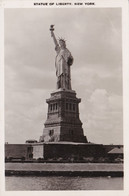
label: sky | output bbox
[4,8,123,144]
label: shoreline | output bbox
[5,162,123,177]
[5,170,123,177]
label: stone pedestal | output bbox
[33,142,106,160]
[40,89,87,143]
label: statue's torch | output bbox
[50,25,55,37]
[50,25,54,31]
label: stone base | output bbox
[42,126,87,143]
[40,89,88,143]
[33,142,106,160]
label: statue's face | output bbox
[59,40,65,47]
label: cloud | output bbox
[80,89,123,144]
[5,89,49,143]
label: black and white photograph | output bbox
[0,0,129,194]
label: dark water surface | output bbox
[5,176,123,190]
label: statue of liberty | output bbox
[50,25,73,90]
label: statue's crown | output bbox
[58,37,66,43]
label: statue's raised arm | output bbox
[50,25,59,49]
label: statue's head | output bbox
[59,38,66,48]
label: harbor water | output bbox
[5,176,123,190]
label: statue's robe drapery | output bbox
[55,45,73,90]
